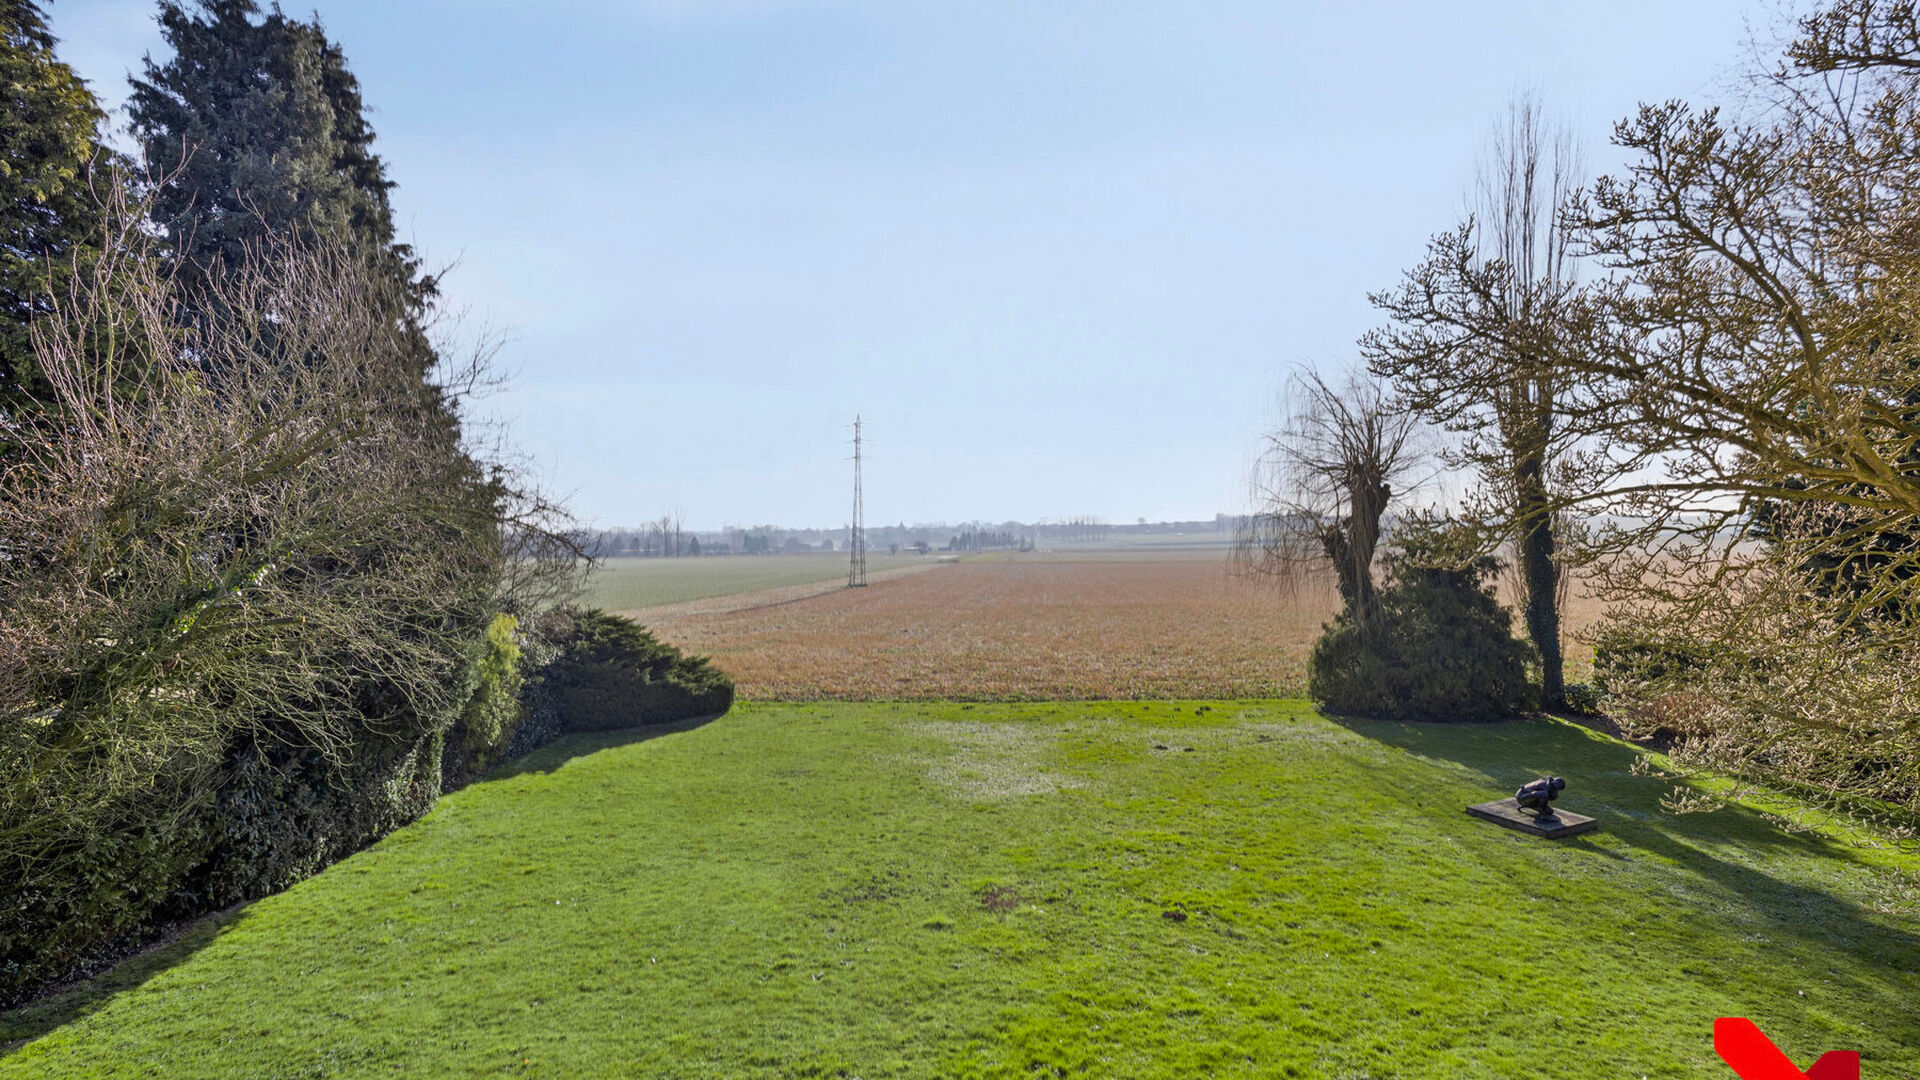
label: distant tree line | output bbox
[1245,0,1920,828]
[0,0,726,1001]
[591,513,700,557]
[947,530,1027,552]
[586,518,1169,556]
[1051,517,1113,543]
[579,517,1235,557]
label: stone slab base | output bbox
[1466,797,1599,839]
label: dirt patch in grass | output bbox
[914,720,1086,799]
[976,885,1022,913]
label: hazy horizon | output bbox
[51,0,1762,532]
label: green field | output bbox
[583,553,931,611]
[5,702,1913,1078]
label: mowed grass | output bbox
[583,553,928,612]
[5,702,1915,1078]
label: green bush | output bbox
[504,622,564,758]
[181,731,445,913]
[0,785,214,997]
[1308,532,1537,722]
[542,609,733,732]
[1,606,500,1002]
[1,696,463,1002]
[1587,624,1758,745]
[441,614,527,790]
[1561,682,1603,716]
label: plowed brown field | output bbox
[625,551,1340,700]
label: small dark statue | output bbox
[1514,776,1567,824]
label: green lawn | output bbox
[4,702,1915,1078]
[584,553,929,611]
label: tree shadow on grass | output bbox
[1331,713,1920,993]
[485,711,726,781]
[0,712,728,1056]
[0,903,250,1055]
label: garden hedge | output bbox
[539,609,734,733]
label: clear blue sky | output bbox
[50,0,1767,530]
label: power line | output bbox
[848,415,867,587]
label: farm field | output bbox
[4,701,1913,1078]
[644,550,1331,699]
[641,550,1607,700]
[584,552,932,612]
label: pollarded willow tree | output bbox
[1234,369,1423,627]
[1362,93,1595,708]
[1235,370,1539,721]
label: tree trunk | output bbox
[1321,528,1370,620]
[1514,453,1563,706]
[1322,477,1389,627]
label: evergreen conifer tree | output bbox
[0,0,110,415]
[123,0,508,926]
[1308,524,1538,722]
[129,0,436,371]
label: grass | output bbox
[4,702,1914,1077]
[583,553,928,612]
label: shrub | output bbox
[1560,682,1603,716]
[504,622,565,759]
[1588,626,1735,742]
[0,221,504,1001]
[441,613,527,790]
[542,609,733,731]
[1308,531,1537,722]
[0,789,212,997]
[180,731,445,913]
[1587,596,1920,818]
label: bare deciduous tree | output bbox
[1235,370,1423,626]
[1552,2,1920,819]
[1789,0,1920,71]
[1363,92,1591,706]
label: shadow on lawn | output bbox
[0,712,727,1056]
[486,710,725,781]
[0,903,250,1056]
[1337,714,1920,986]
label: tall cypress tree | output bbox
[0,0,110,416]
[128,0,436,372]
